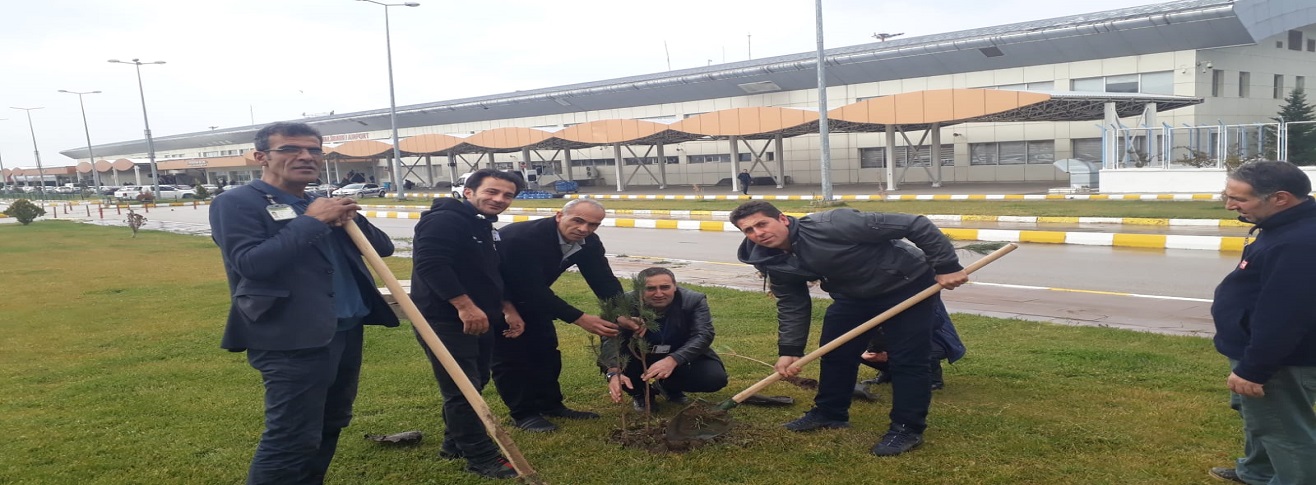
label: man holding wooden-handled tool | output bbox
[409,168,529,480]
[731,201,968,457]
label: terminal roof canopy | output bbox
[62,0,1294,159]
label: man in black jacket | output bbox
[599,267,728,411]
[1207,161,1316,485]
[731,201,967,457]
[411,169,525,480]
[494,198,629,432]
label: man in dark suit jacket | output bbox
[210,122,399,485]
[599,267,728,412]
[494,198,630,432]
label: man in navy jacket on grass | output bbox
[1209,160,1316,485]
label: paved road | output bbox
[69,203,1234,337]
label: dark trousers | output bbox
[416,320,501,463]
[245,326,363,485]
[814,273,937,433]
[491,316,565,420]
[622,354,728,398]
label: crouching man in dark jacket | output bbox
[1207,161,1316,485]
[731,201,967,457]
[599,267,729,412]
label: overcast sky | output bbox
[0,0,1164,168]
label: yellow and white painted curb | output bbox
[357,210,1247,252]
[496,207,1250,229]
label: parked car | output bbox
[113,186,145,199]
[307,183,338,197]
[332,183,385,198]
[113,184,197,200]
[451,173,471,199]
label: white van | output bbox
[450,173,471,199]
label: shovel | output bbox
[344,223,544,484]
[668,243,1018,440]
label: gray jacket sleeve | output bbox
[835,211,964,274]
[670,290,715,365]
[768,272,813,357]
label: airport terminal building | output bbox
[45,0,1316,193]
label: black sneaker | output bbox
[632,395,658,412]
[512,415,557,433]
[466,456,517,479]
[930,381,945,391]
[541,407,599,420]
[783,411,850,432]
[665,390,689,405]
[1208,467,1246,483]
[437,443,463,460]
[870,424,924,456]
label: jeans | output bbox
[245,326,363,485]
[492,316,566,420]
[1228,360,1316,485]
[813,273,937,433]
[621,354,728,398]
[417,321,501,463]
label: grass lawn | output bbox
[382,197,1238,220]
[0,222,1239,484]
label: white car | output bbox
[114,184,197,200]
[332,183,385,198]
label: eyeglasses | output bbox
[265,146,325,157]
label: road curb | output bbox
[355,211,1248,252]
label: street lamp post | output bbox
[357,0,419,201]
[0,118,7,192]
[814,0,835,201]
[59,90,103,192]
[10,107,47,199]
[108,58,165,200]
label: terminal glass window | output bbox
[859,147,886,168]
[1027,141,1056,164]
[1275,75,1285,99]
[686,154,731,164]
[998,142,1027,165]
[1140,71,1173,95]
[1212,69,1225,97]
[1073,138,1103,163]
[736,152,775,162]
[1299,76,1307,91]
[1105,74,1139,93]
[1071,77,1104,92]
[969,143,998,165]
[1239,72,1251,98]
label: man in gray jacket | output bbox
[731,201,967,457]
[599,267,728,412]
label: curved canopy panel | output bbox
[830,89,1053,131]
[399,133,464,154]
[76,161,92,173]
[972,91,1205,122]
[95,160,113,172]
[111,159,137,171]
[555,119,688,146]
[329,139,392,158]
[463,127,554,152]
[672,107,821,139]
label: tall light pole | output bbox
[814,0,834,201]
[0,118,7,191]
[108,58,165,200]
[358,0,419,201]
[59,90,103,191]
[10,107,47,199]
